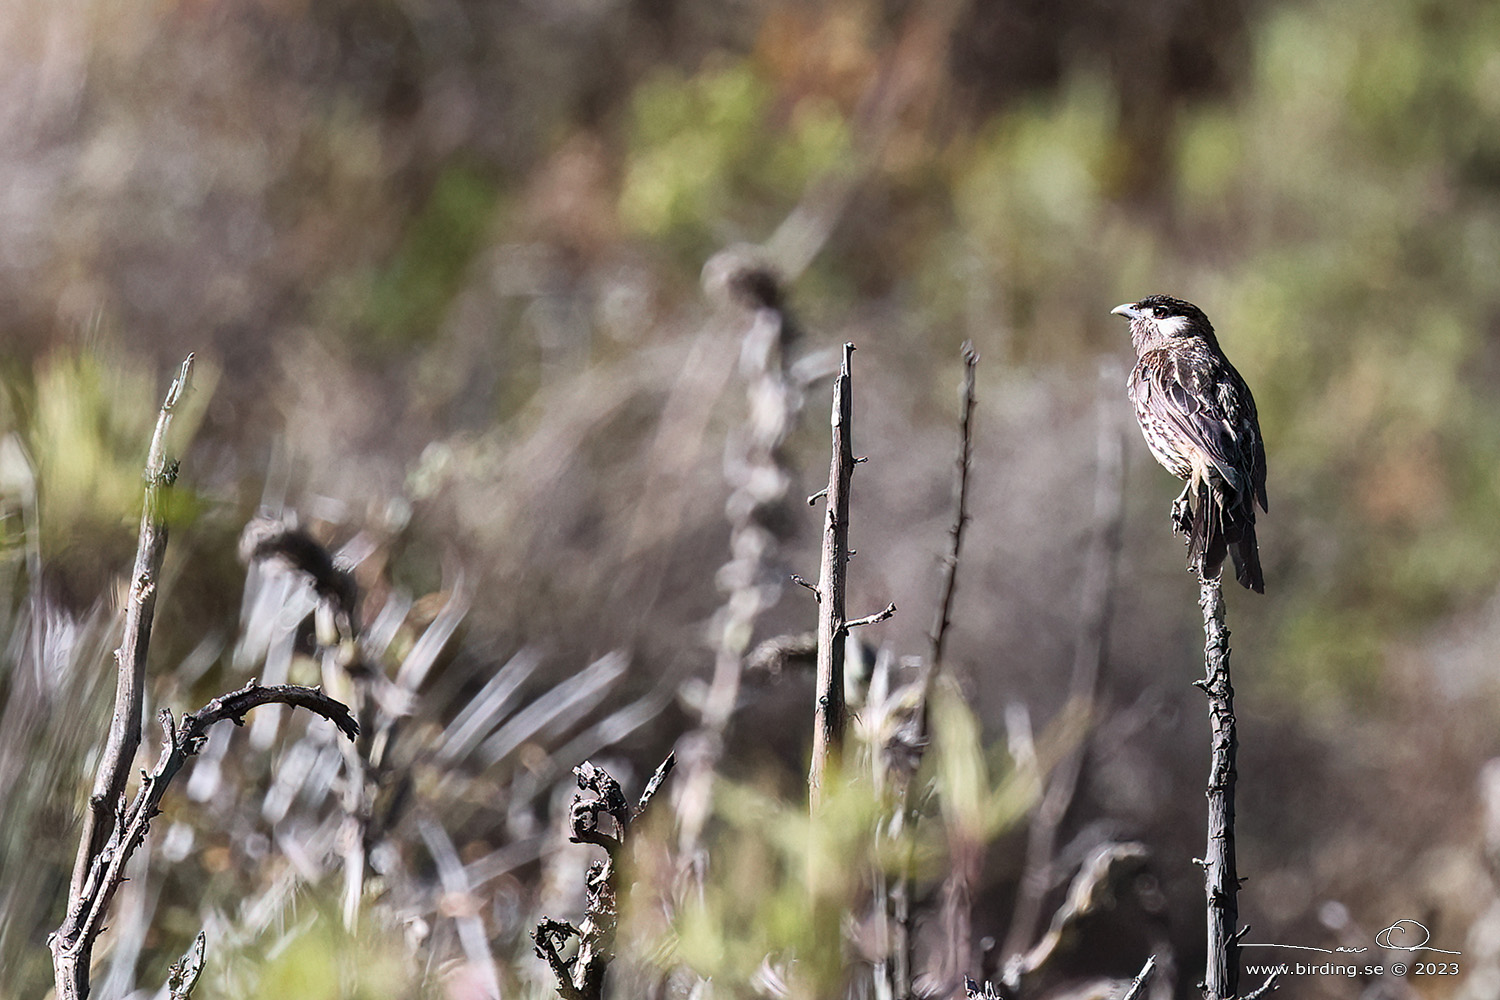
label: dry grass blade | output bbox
[395,574,472,693]
[437,647,544,764]
[475,651,629,768]
[419,816,502,999]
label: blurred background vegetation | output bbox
[3,0,1500,997]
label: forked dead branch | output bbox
[68,354,196,910]
[48,356,360,1000]
[533,753,677,1000]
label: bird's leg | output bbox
[1171,484,1194,537]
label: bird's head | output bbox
[1111,294,1215,352]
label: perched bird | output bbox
[1111,295,1268,592]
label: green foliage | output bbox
[620,60,853,259]
[363,163,502,349]
[655,769,893,998]
[930,677,1039,843]
[636,683,1032,998]
[1196,0,1500,698]
[18,350,212,556]
[1176,110,1243,211]
[955,75,1119,246]
[940,74,1154,362]
[204,905,422,1000]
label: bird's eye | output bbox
[1152,305,1168,319]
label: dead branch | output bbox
[893,343,979,999]
[164,931,206,1000]
[929,342,978,670]
[809,343,857,803]
[50,681,358,999]
[1194,575,1241,1000]
[70,354,194,905]
[847,602,897,630]
[47,353,361,1000]
[1119,956,1158,1000]
[534,753,676,1000]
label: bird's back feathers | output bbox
[1125,322,1267,593]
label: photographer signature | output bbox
[1241,919,1461,956]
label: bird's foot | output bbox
[1171,492,1193,536]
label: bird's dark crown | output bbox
[1134,294,1210,327]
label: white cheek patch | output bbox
[1153,315,1192,338]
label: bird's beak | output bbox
[1111,303,1142,319]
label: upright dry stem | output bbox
[894,344,978,998]
[1196,575,1240,1000]
[53,355,194,1000]
[70,354,194,903]
[50,356,361,1000]
[1120,956,1159,1000]
[809,343,856,804]
[928,342,978,672]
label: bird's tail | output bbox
[1228,520,1264,594]
[1185,479,1228,584]
[1186,478,1263,593]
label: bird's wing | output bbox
[1136,352,1247,493]
[1212,363,1268,513]
[1248,412,1268,512]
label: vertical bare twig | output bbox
[53,355,193,1000]
[928,342,979,672]
[1195,575,1239,1000]
[70,354,195,903]
[1004,363,1127,961]
[809,343,857,804]
[886,344,979,1000]
[799,341,890,999]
